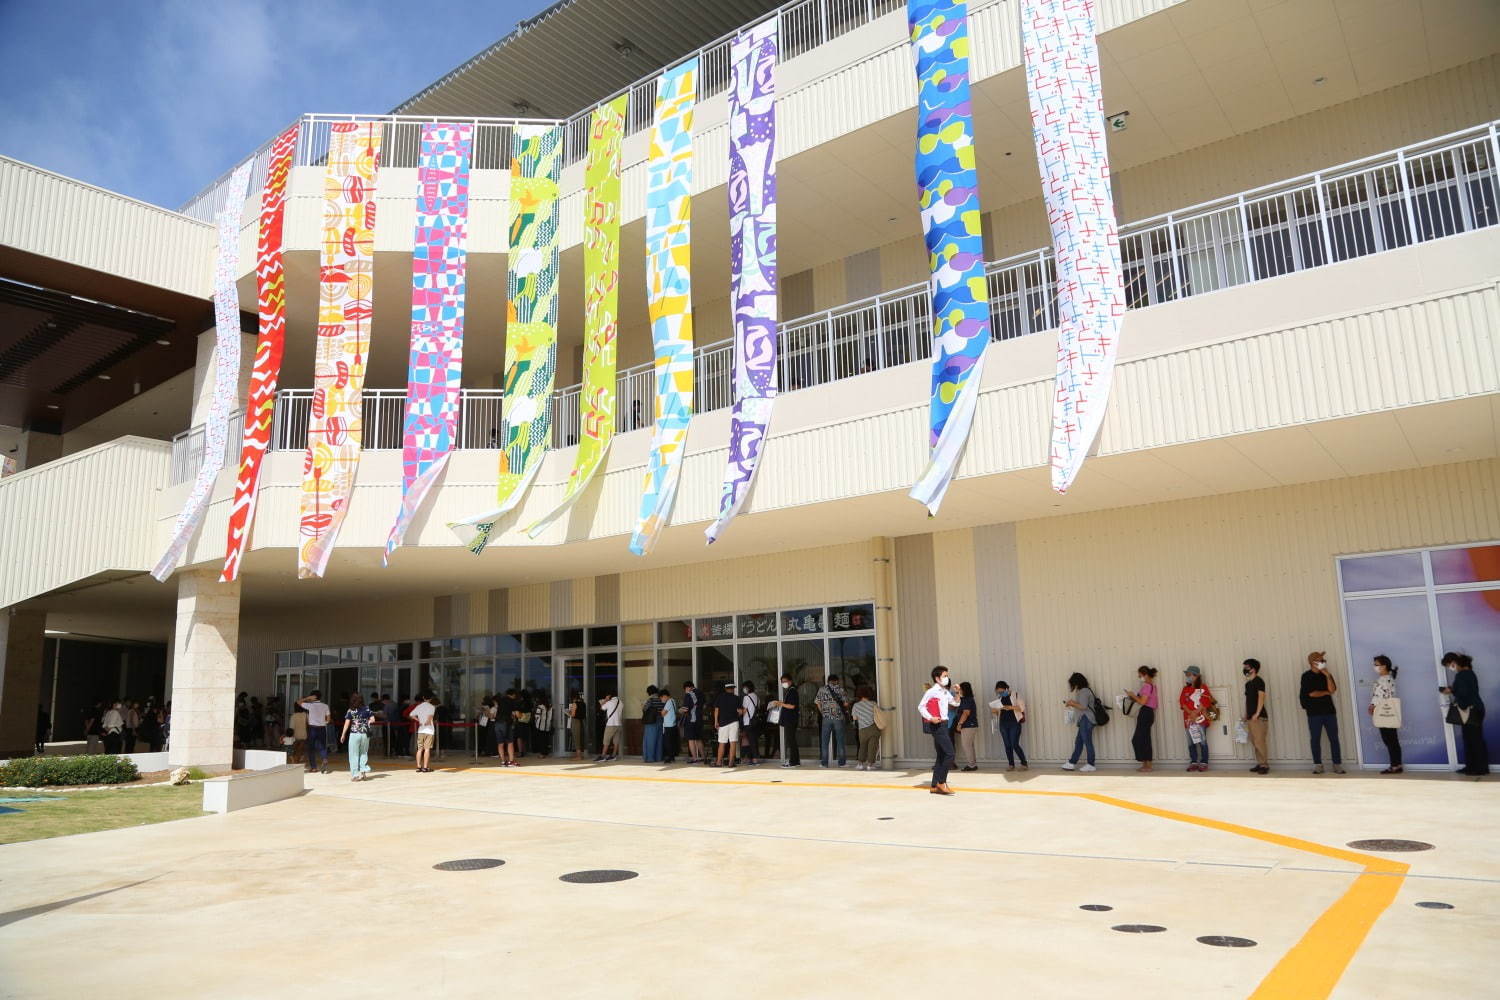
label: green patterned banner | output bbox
[450,124,562,553]
[527,95,626,539]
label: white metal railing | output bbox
[167,122,1500,483]
[167,410,243,488]
[179,0,909,220]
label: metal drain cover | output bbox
[1080,904,1113,912]
[560,869,639,884]
[1197,936,1257,948]
[1111,924,1167,933]
[1346,839,1434,852]
[1415,901,1455,910]
[433,858,505,871]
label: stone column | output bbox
[168,568,240,768]
[0,608,47,756]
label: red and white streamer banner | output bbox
[151,160,252,582]
[221,122,299,582]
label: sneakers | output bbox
[1006,765,1016,772]
[961,765,978,772]
[1332,765,1346,774]
[781,762,795,768]
[1061,761,1077,771]
[1079,764,1097,772]
[1254,766,1269,774]
[1312,764,1325,774]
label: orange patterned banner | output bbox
[298,121,382,579]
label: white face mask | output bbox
[939,676,951,687]
[782,682,790,690]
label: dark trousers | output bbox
[307,727,329,769]
[930,725,954,786]
[1460,718,1490,775]
[782,724,800,765]
[999,719,1026,766]
[1377,725,1402,767]
[1131,706,1155,762]
[663,725,680,762]
[102,731,122,755]
[741,721,761,761]
[1306,713,1340,765]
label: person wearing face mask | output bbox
[920,665,960,795]
[1299,651,1345,774]
[1062,673,1097,772]
[988,681,1028,771]
[1367,655,1403,774]
[770,674,802,768]
[1441,652,1488,777]
[1242,659,1269,774]
[1179,667,1214,772]
[1125,666,1159,772]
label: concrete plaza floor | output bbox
[0,759,1495,999]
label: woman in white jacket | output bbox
[988,681,1028,771]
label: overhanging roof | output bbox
[392,0,783,119]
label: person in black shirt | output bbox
[712,682,742,768]
[1299,651,1344,774]
[1442,652,1489,777]
[771,673,801,767]
[1243,659,1269,774]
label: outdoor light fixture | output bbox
[613,40,637,58]
[97,374,111,380]
[155,338,171,346]
[511,99,534,114]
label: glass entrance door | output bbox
[587,651,618,756]
[560,655,585,755]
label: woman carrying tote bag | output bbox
[1368,655,1403,774]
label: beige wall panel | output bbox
[618,541,873,621]
[570,576,597,627]
[931,529,983,676]
[507,583,551,631]
[1013,459,1500,766]
[237,595,435,693]
[812,259,847,311]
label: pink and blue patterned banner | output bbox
[706,21,778,545]
[631,57,698,557]
[384,123,473,563]
[1023,0,1124,493]
[906,0,991,517]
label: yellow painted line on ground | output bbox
[401,764,1409,998]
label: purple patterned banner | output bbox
[706,20,778,545]
[384,123,473,563]
[1023,0,1125,493]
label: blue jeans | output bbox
[1069,717,1096,765]
[819,717,846,766]
[999,719,1027,766]
[642,723,662,762]
[1306,713,1341,765]
[1188,734,1208,765]
[307,727,328,770]
[348,732,370,775]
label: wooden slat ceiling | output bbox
[392,0,784,119]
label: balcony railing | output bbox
[179,0,909,221]
[167,121,1500,485]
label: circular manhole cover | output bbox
[1111,924,1167,934]
[559,869,639,884]
[1346,839,1434,852]
[1197,935,1257,948]
[1080,904,1113,912]
[1415,901,1455,910]
[433,858,505,871]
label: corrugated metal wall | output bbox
[618,541,874,621]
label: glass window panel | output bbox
[698,645,734,695]
[829,635,878,697]
[469,658,494,714]
[623,622,653,646]
[495,657,523,696]
[589,626,618,646]
[1431,545,1500,586]
[658,647,693,701]
[556,628,585,649]
[523,657,551,693]
[1435,588,1500,763]
[828,604,876,632]
[736,612,779,638]
[695,616,734,642]
[468,635,492,655]
[420,640,444,659]
[322,648,339,665]
[379,644,397,663]
[395,642,414,661]
[657,620,692,644]
[525,632,552,653]
[1339,553,1425,593]
[780,608,824,635]
[358,665,380,699]
[431,661,467,754]
[341,647,360,663]
[276,651,291,669]
[621,650,652,755]
[495,633,523,654]
[360,646,379,663]
[289,651,305,668]
[780,639,826,751]
[1344,595,1448,765]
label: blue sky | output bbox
[0,0,549,210]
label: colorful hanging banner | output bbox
[221,122,298,583]
[906,0,991,517]
[298,121,382,579]
[705,21,778,545]
[526,95,626,539]
[630,58,698,557]
[384,124,473,564]
[449,124,562,553]
[152,161,253,582]
[1022,0,1124,493]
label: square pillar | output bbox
[0,608,47,756]
[168,568,240,768]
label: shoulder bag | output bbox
[1372,697,1402,729]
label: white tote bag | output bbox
[1372,698,1402,729]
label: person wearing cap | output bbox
[712,681,742,768]
[1178,667,1214,772]
[1300,651,1345,774]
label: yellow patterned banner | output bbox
[299,122,382,578]
[527,95,626,539]
[449,124,562,553]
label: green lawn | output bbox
[0,785,205,845]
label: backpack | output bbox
[641,697,661,724]
[1091,697,1110,727]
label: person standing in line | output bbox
[289,704,308,765]
[851,686,882,771]
[1242,659,1270,774]
[1062,674,1098,772]
[712,681,742,768]
[1125,666,1159,772]
[299,692,333,773]
[772,674,801,767]
[100,701,125,755]
[409,693,439,773]
[567,690,585,760]
[920,666,959,795]
[681,682,705,764]
[596,690,623,762]
[341,693,375,781]
[1300,651,1345,774]
[137,703,163,754]
[83,702,103,754]
[988,682,1028,771]
[641,685,664,763]
[815,674,851,768]
[477,697,497,758]
[740,681,762,766]
[533,696,553,758]
[1369,655,1403,774]
[123,700,141,753]
[659,687,680,764]
[1179,666,1214,772]
[1442,652,1489,777]
[496,690,518,768]
[954,681,980,772]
